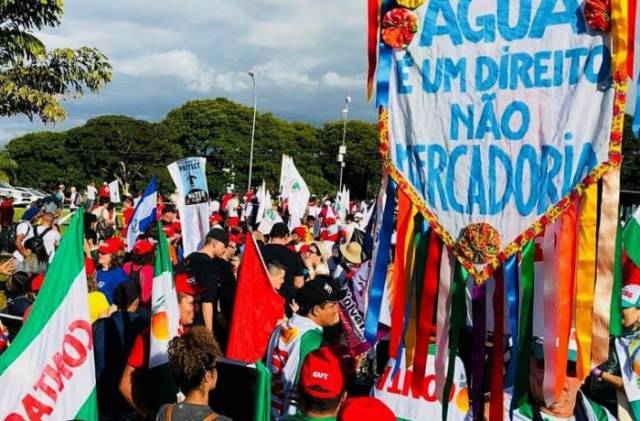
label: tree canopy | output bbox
[6,98,381,198]
[0,0,112,123]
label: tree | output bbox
[161,99,333,195]
[317,120,382,199]
[0,0,111,123]
[63,116,181,194]
[0,151,17,183]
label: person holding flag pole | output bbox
[0,211,99,420]
[119,222,198,417]
[126,176,159,251]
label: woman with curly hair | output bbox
[157,326,232,421]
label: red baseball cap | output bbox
[299,347,344,399]
[30,273,45,292]
[175,273,204,296]
[85,257,96,277]
[338,397,395,421]
[133,239,155,256]
[98,237,124,255]
[293,227,307,238]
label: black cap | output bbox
[207,227,229,246]
[270,222,289,239]
[297,275,346,309]
[112,280,141,310]
[162,204,177,214]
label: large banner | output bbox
[382,1,624,280]
[168,157,210,257]
[373,351,469,421]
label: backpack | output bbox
[162,404,220,421]
[0,222,32,254]
[96,218,115,240]
[74,193,82,207]
[127,264,143,287]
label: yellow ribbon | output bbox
[575,183,598,380]
[396,0,425,9]
[403,205,419,366]
[611,0,630,75]
[592,168,621,366]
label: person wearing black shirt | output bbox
[260,222,304,302]
[185,228,234,340]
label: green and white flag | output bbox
[624,207,640,267]
[0,211,97,420]
[149,222,180,368]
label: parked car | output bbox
[0,182,31,206]
[15,187,40,206]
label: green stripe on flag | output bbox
[0,210,85,374]
[75,388,98,421]
[623,208,640,267]
[155,221,173,277]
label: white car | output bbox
[15,187,41,206]
[0,182,32,206]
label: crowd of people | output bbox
[0,181,638,421]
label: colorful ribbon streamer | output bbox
[490,271,505,421]
[442,263,468,420]
[404,217,428,369]
[611,0,630,76]
[389,190,412,360]
[554,203,577,402]
[633,71,640,137]
[542,223,559,406]
[471,283,486,421]
[611,217,623,337]
[628,0,637,78]
[411,230,440,396]
[593,169,621,366]
[512,241,535,412]
[375,0,394,107]
[504,255,519,388]
[435,246,454,401]
[364,179,396,343]
[576,183,598,380]
[367,0,380,101]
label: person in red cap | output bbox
[123,239,156,307]
[285,347,347,421]
[338,397,395,421]
[96,237,128,304]
[119,273,197,418]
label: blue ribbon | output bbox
[364,179,396,343]
[375,0,394,108]
[504,255,519,388]
[633,70,640,138]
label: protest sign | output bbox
[168,157,210,256]
[379,1,625,281]
[108,180,120,203]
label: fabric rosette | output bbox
[382,8,419,49]
[584,0,611,32]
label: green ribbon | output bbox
[610,215,623,337]
[442,262,468,420]
[512,240,535,412]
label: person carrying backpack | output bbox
[9,207,42,261]
[123,239,155,307]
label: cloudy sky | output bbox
[0,0,376,143]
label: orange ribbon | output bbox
[592,168,621,366]
[389,189,411,360]
[575,183,598,380]
[611,0,630,76]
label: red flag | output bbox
[226,233,285,363]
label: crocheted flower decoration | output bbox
[584,0,611,32]
[382,8,419,49]
[457,223,501,265]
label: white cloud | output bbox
[321,72,364,90]
[115,50,247,92]
[253,59,319,88]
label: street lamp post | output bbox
[338,96,351,192]
[247,71,257,193]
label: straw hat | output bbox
[339,242,362,264]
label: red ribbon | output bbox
[367,0,380,101]
[389,189,411,360]
[411,231,440,396]
[490,270,504,421]
[628,0,637,78]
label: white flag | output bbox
[108,180,121,203]
[281,157,310,220]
